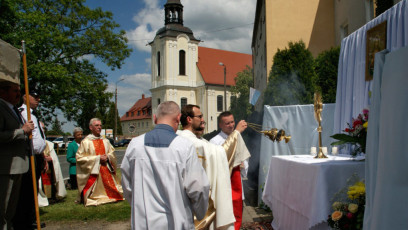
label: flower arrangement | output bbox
[331,109,369,156]
[327,181,366,230]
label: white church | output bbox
[148,0,252,133]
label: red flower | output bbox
[346,212,353,219]
[352,119,363,128]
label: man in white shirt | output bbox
[17,86,47,229]
[210,111,250,230]
[121,101,209,230]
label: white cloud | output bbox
[108,73,152,116]
[78,54,94,61]
[126,0,256,54]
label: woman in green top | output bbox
[66,127,83,190]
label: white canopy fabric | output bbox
[0,39,20,85]
[258,104,335,202]
[334,0,408,150]
[363,46,408,230]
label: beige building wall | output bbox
[253,0,335,111]
[334,0,374,45]
[121,118,152,137]
[266,0,335,71]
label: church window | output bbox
[179,50,186,75]
[157,52,161,77]
[181,97,187,109]
[217,95,223,112]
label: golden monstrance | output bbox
[314,91,327,158]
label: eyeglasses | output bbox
[191,114,203,119]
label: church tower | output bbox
[149,0,201,116]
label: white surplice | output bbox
[121,124,210,230]
[38,140,67,207]
[177,130,236,230]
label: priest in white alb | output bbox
[76,118,123,206]
[177,104,248,230]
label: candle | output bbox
[332,147,338,155]
[322,147,328,155]
[310,147,317,155]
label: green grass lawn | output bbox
[40,170,130,222]
[40,190,131,222]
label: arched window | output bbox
[181,97,187,109]
[217,95,223,112]
[157,51,161,76]
[179,50,186,75]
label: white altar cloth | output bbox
[262,155,365,230]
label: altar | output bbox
[262,155,365,230]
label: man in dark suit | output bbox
[0,81,34,230]
[16,85,47,229]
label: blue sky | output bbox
[61,0,255,132]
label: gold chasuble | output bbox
[76,134,123,206]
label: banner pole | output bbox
[22,40,42,230]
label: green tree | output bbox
[104,102,122,135]
[230,66,253,121]
[314,47,340,103]
[0,0,131,127]
[263,41,316,106]
[48,117,64,136]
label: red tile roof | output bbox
[197,46,252,86]
[120,96,152,121]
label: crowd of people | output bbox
[1,80,251,230]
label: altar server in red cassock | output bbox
[210,111,251,230]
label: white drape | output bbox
[258,104,335,203]
[334,0,408,145]
[363,46,408,230]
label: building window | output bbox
[138,123,140,127]
[157,51,161,77]
[126,112,129,117]
[340,23,349,41]
[142,122,144,128]
[181,97,187,109]
[131,112,134,116]
[148,110,152,115]
[217,95,223,112]
[143,110,146,115]
[158,98,161,105]
[137,111,140,116]
[179,50,186,75]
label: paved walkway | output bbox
[242,200,273,223]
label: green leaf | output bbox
[0,0,131,131]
